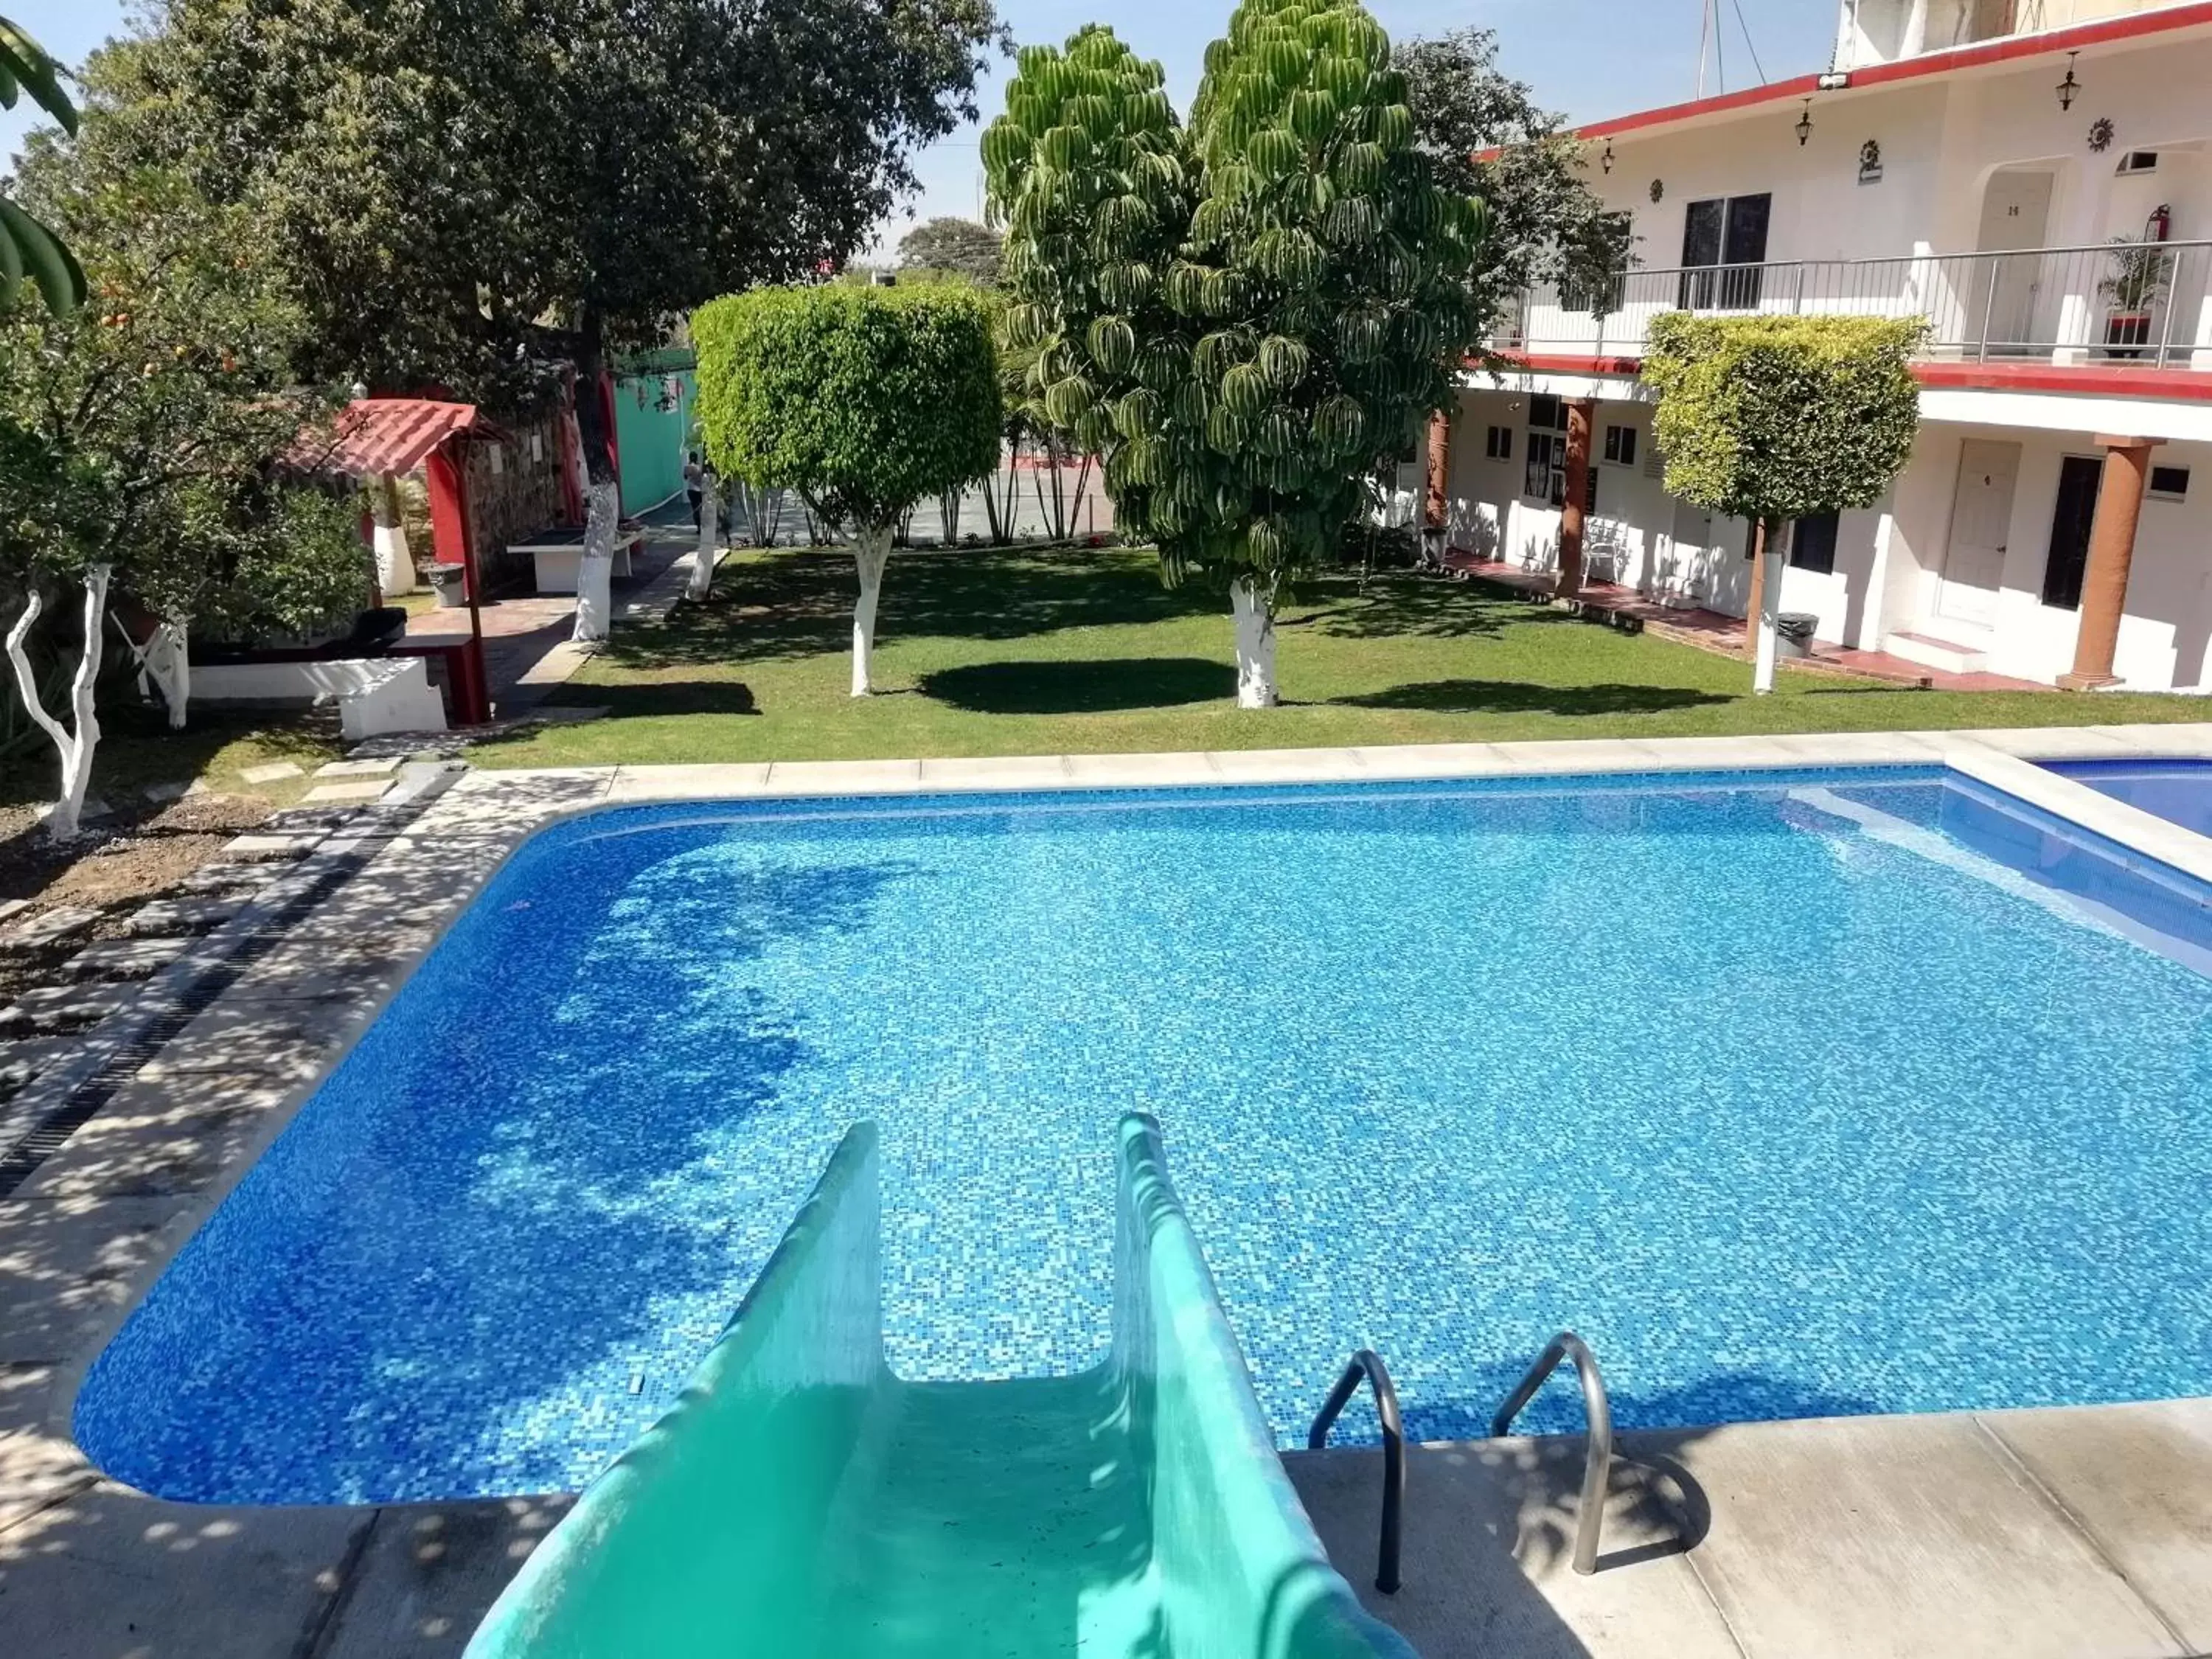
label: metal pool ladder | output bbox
[1307,1349,1405,1594]
[1492,1331,1613,1576]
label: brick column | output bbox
[1556,398,1595,599]
[1423,408,1452,553]
[2058,435,2156,690]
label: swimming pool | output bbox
[77,767,2212,1505]
[2048,757,2212,838]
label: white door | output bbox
[1937,439,2020,627]
[1973,171,2054,352]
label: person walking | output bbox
[684,451,706,529]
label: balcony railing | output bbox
[1492,240,2212,371]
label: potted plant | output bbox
[2099,236,2171,358]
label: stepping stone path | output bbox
[0,906,100,955]
[60,936,194,981]
[142,780,194,803]
[0,758,465,1119]
[299,780,393,805]
[125,895,249,938]
[313,757,402,779]
[218,833,320,863]
[3,981,141,1033]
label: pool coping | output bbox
[10,719,2212,1657]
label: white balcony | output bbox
[1492,239,2212,372]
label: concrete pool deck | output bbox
[4,722,2212,1657]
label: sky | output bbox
[1,0,1840,254]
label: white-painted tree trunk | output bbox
[1230,576,1279,709]
[572,480,619,645]
[7,565,111,840]
[687,475,721,602]
[370,474,415,596]
[850,527,893,697]
[1752,543,1784,695]
[142,619,189,730]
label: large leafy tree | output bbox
[1641,313,1924,692]
[49,0,1002,637]
[985,2,1487,706]
[1393,27,1630,338]
[0,155,366,835]
[692,285,1000,696]
[897,217,1005,285]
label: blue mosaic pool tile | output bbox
[74,768,2212,1503]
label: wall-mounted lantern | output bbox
[1795,100,1814,146]
[2056,51,2081,112]
[1601,138,1615,175]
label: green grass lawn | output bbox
[473,543,2208,768]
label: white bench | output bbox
[191,656,450,740]
[508,530,641,595]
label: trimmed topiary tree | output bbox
[983,2,1488,706]
[1641,313,1924,693]
[692,284,1001,696]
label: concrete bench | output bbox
[190,656,449,740]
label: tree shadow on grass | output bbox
[919,657,1235,715]
[1334,679,1734,717]
[619,546,1222,670]
[1299,571,1573,641]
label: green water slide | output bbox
[466,1113,1411,1659]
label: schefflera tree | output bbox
[983,3,1487,707]
[1641,313,1924,694]
[692,284,999,695]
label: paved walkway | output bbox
[4,727,2212,1656]
[1445,554,2046,692]
[400,503,709,711]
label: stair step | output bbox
[1883,630,1992,675]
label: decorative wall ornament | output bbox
[1649,178,1664,204]
[2088,116,2115,153]
[1857,139,1883,184]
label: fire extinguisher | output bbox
[2147,203,2172,243]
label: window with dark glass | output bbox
[1525,431,1560,502]
[2042,455,2103,610]
[1789,511,1839,574]
[2149,465,2191,499]
[1679,193,1771,310]
[1603,424,1638,466]
[1528,394,1568,432]
[1485,425,1512,460]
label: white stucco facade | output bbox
[1455,0,2212,690]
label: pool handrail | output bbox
[1491,1329,1613,1576]
[1306,1348,1406,1594]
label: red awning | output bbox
[312,398,490,479]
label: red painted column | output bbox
[1555,398,1595,599]
[1423,408,1452,553]
[2059,435,2156,689]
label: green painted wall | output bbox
[613,361,698,516]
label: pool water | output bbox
[77,768,2212,1505]
[2049,757,2212,838]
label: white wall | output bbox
[1442,384,2212,687]
[1877,422,2212,686]
[1589,32,2212,267]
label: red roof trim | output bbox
[1912,361,2212,401]
[1576,1,2212,143]
[1483,352,2212,404]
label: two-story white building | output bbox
[1429,0,2212,691]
